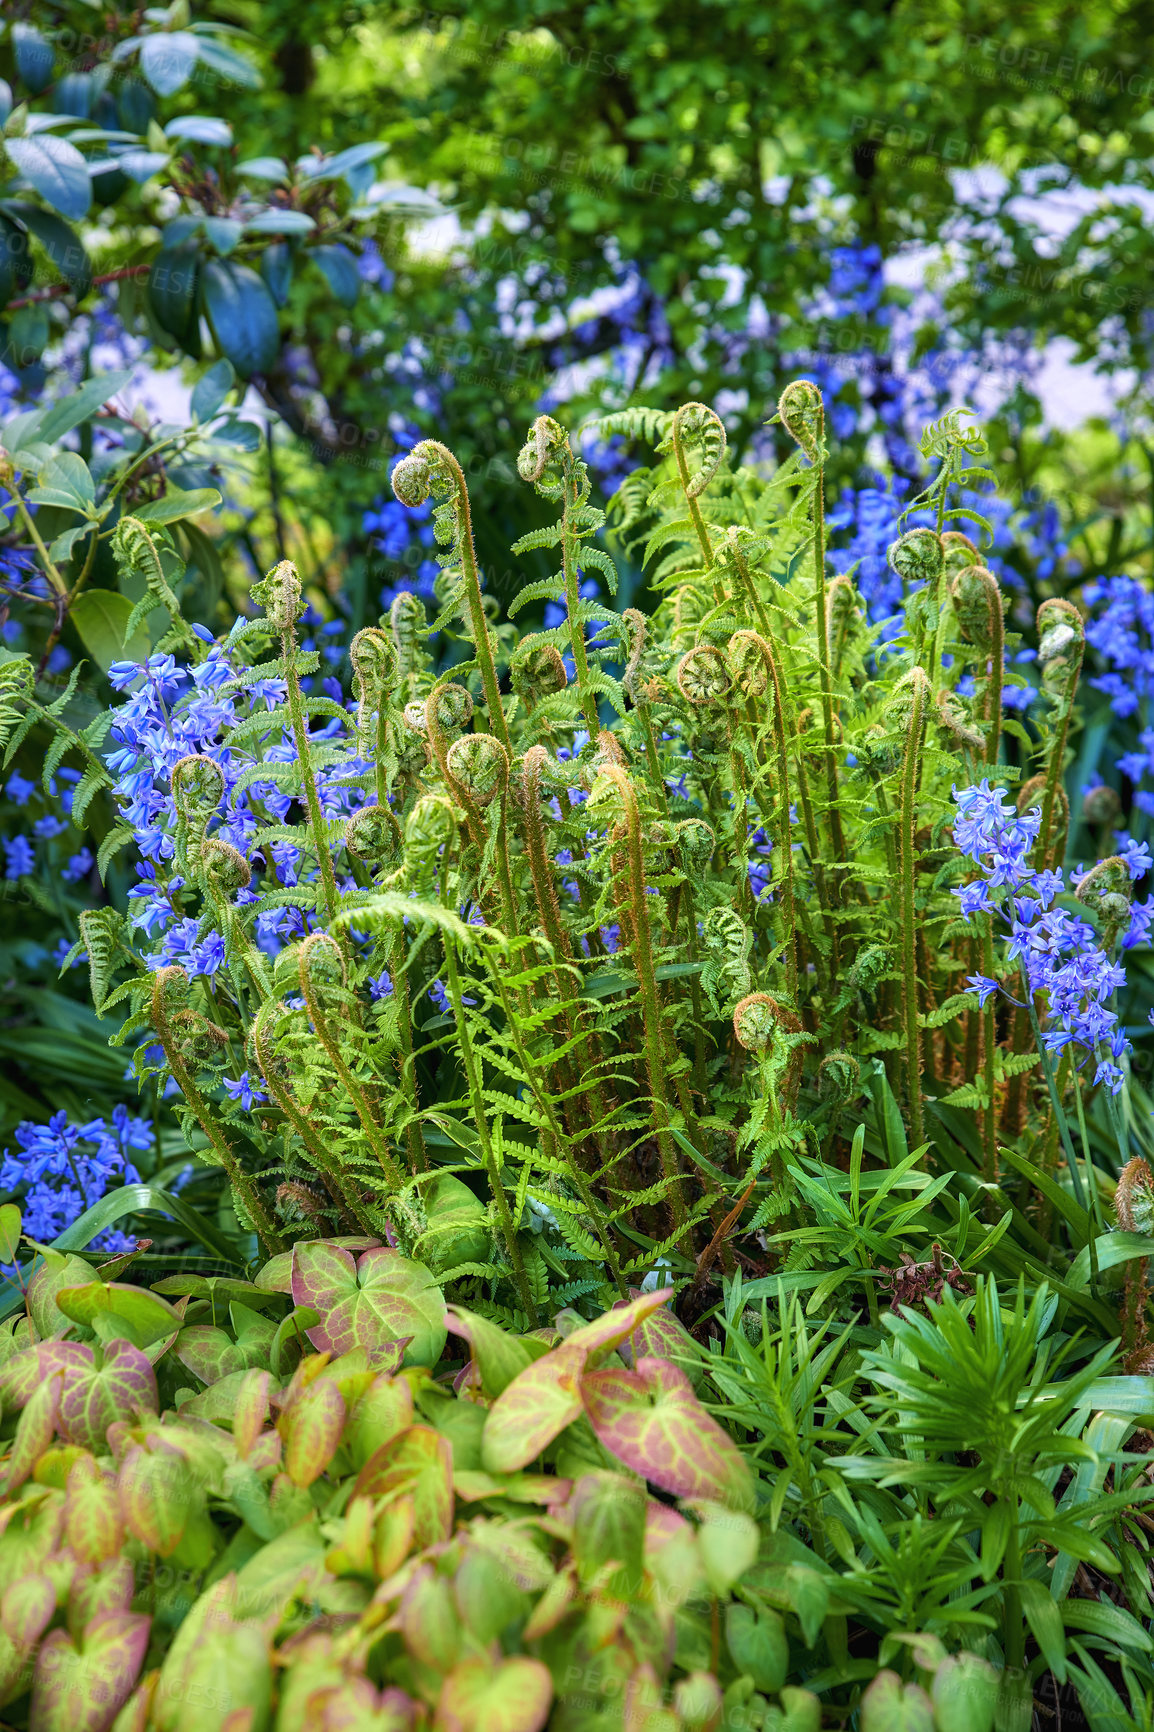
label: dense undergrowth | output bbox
[2,386,1154,1728]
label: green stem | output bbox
[1025,1000,1088,1212]
[899,670,930,1152]
[281,627,342,925]
[603,764,687,1234]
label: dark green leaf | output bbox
[201,259,279,377]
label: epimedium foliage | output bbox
[0,1216,1152,1732]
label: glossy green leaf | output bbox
[201,258,279,377]
[5,134,91,220]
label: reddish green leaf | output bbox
[68,1557,135,1633]
[344,1371,414,1472]
[174,1325,246,1385]
[566,1289,675,1360]
[65,1455,123,1565]
[280,1377,346,1488]
[480,1341,586,1474]
[453,1536,534,1644]
[1,1572,55,1650]
[435,1657,552,1732]
[400,1562,461,1671]
[7,1369,63,1490]
[30,1611,150,1732]
[254,1237,381,1297]
[480,1291,677,1476]
[151,1577,273,1732]
[58,1340,157,1451]
[118,1440,196,1558]
[233,1369,272,1459]
[581,1356,754,1510]
[570,1470,647,1593]
[616,1300,702,1387]
[26,1253,97,1337]
[355,1424,453,1547]
[291,1244,446,1368]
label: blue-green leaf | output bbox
[164,116,233,146]
[201,259,279,376]
[139,32,199,96]
[312,243,360,306]
[5,135,91,221]
[191,359,235,422]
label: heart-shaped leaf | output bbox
[65,1455,123,1565]
[58,1338,158,1451]
[7,1370,64,1490]
[859,1671,935,1732]
[31,1611,150,1732]
[355,1423,453,1547]
[174,1325,246,1385]
[26,1252,97,1336]
[279,1376,345,1488]
[481,1291,674,1475]
[1,1571,55,1650]
[480,1341,586,1475]
[118,1440,196,1557]
[435,1656,553,1732]
[151,1578,273,1732]
[580,1356,754,1510]
[291,1243,446,1368]
[344,1370,414,1471]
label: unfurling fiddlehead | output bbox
[951,564,1004,765]
[393,442,512,757]
[1035,597,1084,870]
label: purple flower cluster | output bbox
[1084,576,1154,725]
[1,1105,151,1251]
[104,626,373,977]
[952,780,1132,1094]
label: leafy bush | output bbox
[2,384,1154,1726]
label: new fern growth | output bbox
[10,381,1131,1328]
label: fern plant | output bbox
[2,384,1148,1345]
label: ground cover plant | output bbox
[2,382,1154,1729]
